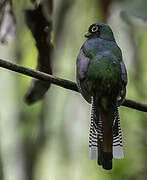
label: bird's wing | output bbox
[76,49,91,103]
[120,61,127,85]
[117,61,127,105]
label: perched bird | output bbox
[76,23,127,170]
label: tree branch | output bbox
[0,58,147,112]
[0,58,78,91]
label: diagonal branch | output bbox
[0,58,147,112]
[0,58,78,91]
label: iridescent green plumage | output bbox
[76,23,127,170]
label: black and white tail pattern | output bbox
[89,97,124,159]
[89,97,102,159]
[112,107,124,159]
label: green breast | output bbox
[81,37,124,109]
[85,53,122,97]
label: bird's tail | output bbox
[89,96,124,170]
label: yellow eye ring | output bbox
[91,25,98,32]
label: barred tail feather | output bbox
[89,99,124,160]
[113,107,124,159]
[89,97,102,160]
[89,97,98,159]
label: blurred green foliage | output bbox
[121,0,147,22]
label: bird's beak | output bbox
[84,32,91,38]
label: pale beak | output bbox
[84,32,91,38]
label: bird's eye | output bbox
[91,25,99,32]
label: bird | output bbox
[76,23,127,170]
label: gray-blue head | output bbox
[85,23,115,42]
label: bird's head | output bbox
[85,23,115,42]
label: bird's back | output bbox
[82,37,122,62]
[82,38,123,103]
[76,23,128,170]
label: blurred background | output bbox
[0,0,147,179]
